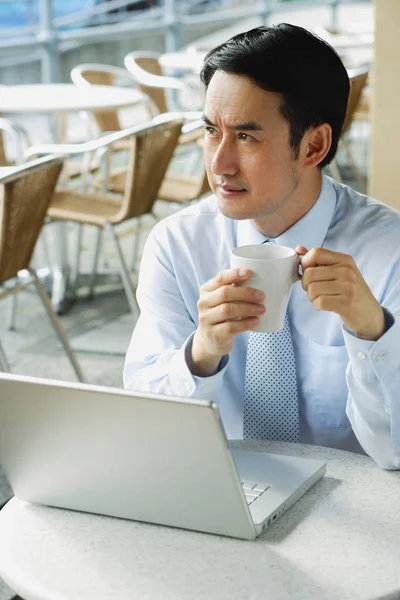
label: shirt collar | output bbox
[236,174,337,250]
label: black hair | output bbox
[200,23,350,168]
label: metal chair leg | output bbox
[7,293,17,331]
[38,226,51,268]
[88,227,103,300]
[0,339,10,372]
[71,223,84,298]
[104,222,139,316]
[30,271,84,382]
[131,216,142,274]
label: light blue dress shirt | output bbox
[124,175,400,470]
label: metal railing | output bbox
[0,0,370,83]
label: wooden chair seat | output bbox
[158,173,210,204]
[27,118,183,316]
[49,190,122,226]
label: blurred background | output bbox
[3,1,400,597]
[2,4,399,596]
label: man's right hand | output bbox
[189,268,265,377]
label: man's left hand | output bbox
[297,246,385,341]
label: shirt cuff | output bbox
[343,307,394,337]
[168,332,229,399]
[343,310,398,380]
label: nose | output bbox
[209,137,238,177]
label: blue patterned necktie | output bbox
[243,243,300,442]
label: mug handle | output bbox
[294,254,303,283]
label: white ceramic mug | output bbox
[231,244,301,333]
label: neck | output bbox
[253,169,323,239]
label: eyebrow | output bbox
[202,115,263,132]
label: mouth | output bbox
[217,184,247,197]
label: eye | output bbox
[204,126,218,137]
[238,132,252,141]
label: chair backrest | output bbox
[115,118,183,222]
[124,51,175,115]
[71,63,133,133]
[341,68,370,137]
[0,155,63,283]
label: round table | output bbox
[0,84,144,114]
[0,440,399,600]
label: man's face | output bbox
[204,71,302,228]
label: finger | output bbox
[205,301,266,326]
[201,268,252,293]
[301,247,354,270]
[312,294,350,314]
[306,280,352,303]
[295,245,309,257]
[212,317,261,339]
[302,265,338,290]
[200,284,265,310]
[302,264,358,291]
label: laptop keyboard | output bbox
[241,480,270,505]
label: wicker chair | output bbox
[329,67,370,189]
[157,169,210,206]
[0,155,84,381]
[70,63,149,138]
[71,62,208,203]
[99,115,210,207]
[123,51,202,138]
[123,51,200,115]
[25,117,183,316]
[68,64,148,183]
[123,52,210,203]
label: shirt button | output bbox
[357,352,366,360]
[375,354,385,362]
[384,407,391,415]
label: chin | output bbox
[216,193,255,221]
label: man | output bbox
[124,24,400,470]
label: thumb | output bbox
[295,245,309,257]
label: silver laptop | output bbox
[0,373,326,540]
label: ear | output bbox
[301,123,332,168]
